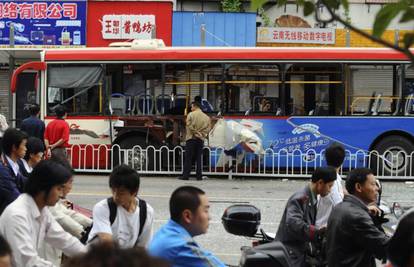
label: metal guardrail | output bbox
[67,144,414,180]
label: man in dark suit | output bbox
[0,128,28,214]
[20,104,45,141]
[326,168,389,267]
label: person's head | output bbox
[194,96,202,103]
[325,143,345,169]
[109,165,140,207]
[0,235,11,267]
[23,137,44,166]
[25,160,72,207]
[191,101,201,112]
[55,105,67,119]
[28,104,40,117]
[63,242,170,267]
[387,211,414,267]
[1,128,28,159]
[49,156,75,198]
[311,166,337,197]
[345,168,378,204]
[169,186,209,237]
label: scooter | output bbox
[221,181,405,267]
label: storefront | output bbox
[87,0,173,47]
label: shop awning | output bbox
[0,48,42,64]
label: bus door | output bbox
[15,72,37,128]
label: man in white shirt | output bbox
[316,143,346,229]
[87,164,154,248]
[0,160,86,267]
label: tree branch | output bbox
[320,2,414,63]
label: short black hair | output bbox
[25,160,72,198]
[63,242,170,267]
[55,105,66,118]
[0,234,11,257]
[194,96,202,103]
[109,164,140,194]
[2,128,28,156]
[345,168,374,195]
[29,104,40,116]
[311,166,337,183]
[170,186,205,223]
[191,101,201,109]
[387,211,414,267]
[24,137,45,161]
[325,143,345,168]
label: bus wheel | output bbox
[372,135,414,177]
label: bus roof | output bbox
[43,47,413,63]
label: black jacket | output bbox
[326,194,389,267]
[0,155,27,214]
[20,115,45,140]
[276,185,318,267]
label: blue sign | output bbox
[0,0,86,47]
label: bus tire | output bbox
[371,135,414,177]
[112,136,155,172]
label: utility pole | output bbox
[8,22,15,124]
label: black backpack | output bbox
[80,197,147,245]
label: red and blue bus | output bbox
[11,45,414,177]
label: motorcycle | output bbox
[221,180,406,267]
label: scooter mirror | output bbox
[222,204,261,237]
[392,202,403,219]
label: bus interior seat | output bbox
[392,98,402,116]
[371,93,383,116]
[404,93,414,115]
[156,94,172,114]
[174,94,187,109]
[110,93,127,115]
[137,94,154,115]
[253,95,264,111]
[364,91,377,115]
[275,108,282,116]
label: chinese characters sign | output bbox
[257,27,335,45]
[101,15,155,40]
[0,0,86,47]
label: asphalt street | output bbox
[69,175,414,266]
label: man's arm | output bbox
[285,197,316,242]
[87,201,113,244]
[174,239,226,267]
[44,212,86,257]
[4,213,56,267]
[351,212,390,260]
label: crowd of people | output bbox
[0,102,412,267]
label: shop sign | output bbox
[101,14,155,40]
[257,27,335,44]
[0,0,86,47]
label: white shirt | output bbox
[88,198,154,248]
[0,194,86,267]
[316,173,344,228]
[21,158,33,174]
[40,200,93,266]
